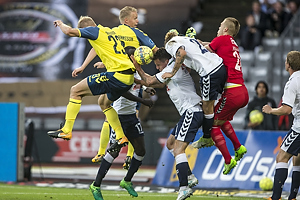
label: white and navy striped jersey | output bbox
[112,73,141,115]
[282,71,300,133]
[165,36,223,76]
[155,58,202,116]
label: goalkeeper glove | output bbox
[185,27,196,38]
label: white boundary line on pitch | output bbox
[0,192,253,199]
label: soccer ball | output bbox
[134,46,153,65]
[249,110,264,124]
[259,177,273,191]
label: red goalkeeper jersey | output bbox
[209,35,244,85]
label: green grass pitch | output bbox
[0,183,263,200]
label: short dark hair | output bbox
[255,80,269,95]
[124,46,136,57]
[153,47,172,62]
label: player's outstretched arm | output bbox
[200,40,210,46]
[54,20,79,37]
[131,55,165,88]
[72,48,97,77]
[135,79,159,89]
[262,104,292,116]
[162,47,186,79]
[121,92,154,108]
[139,79,165,89]
[204,44,214,53]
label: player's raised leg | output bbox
[99,94,128,147]
[47,78,92,140]
[193,100,215,148]
[221,121,247,161]
[193,66,227,148]
[209,124,237,175]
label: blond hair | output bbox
[77,16,96,28]
[164,31,178,46]
[224,17,240,37]
[287,51,300,71]
[119,6,137,24]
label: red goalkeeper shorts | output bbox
[214,85,249,121]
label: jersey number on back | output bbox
[108,35,126,55]
[233,51,241,71]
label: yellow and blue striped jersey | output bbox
[78,25,135,72]
[112,24,156,50]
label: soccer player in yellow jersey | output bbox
[113,6,158,53]
[92,6,158,162]
[47,16,134,148]
[75,6,158,167]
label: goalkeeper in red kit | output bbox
[191,17,249,175]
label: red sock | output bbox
[221,121,241,150]
[211,125,232,164]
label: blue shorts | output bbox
[171,109,203,143]
[200,64,227,101]
[87,72,132,101]
[109,114,144,143]
[281,129,300,156]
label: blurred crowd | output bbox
[239,0,299,52]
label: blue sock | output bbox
[175,153,189,187]
[289,168,300,200]
[94,154,114,187]
[124,153,143,182]
[272,163,288,200]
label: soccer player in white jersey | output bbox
[90,72,153,199]
[132,47,203,200]
[162,31,227,149]
[262,51,300,200]
[87,47,154,200]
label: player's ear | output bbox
[124,17,129,24]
